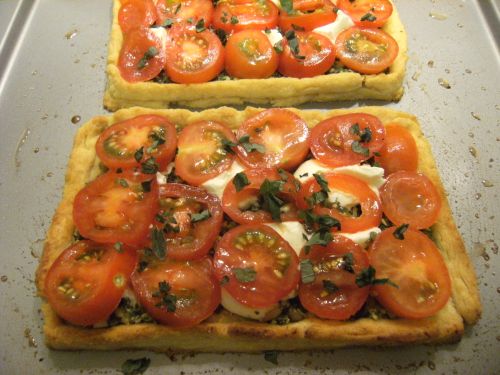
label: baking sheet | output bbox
[0,0,499,374]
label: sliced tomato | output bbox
[45,241,137,326]
[222,168,301,224]
[298,236,369,320]
[369,227,451,319]
[376,124,418,176]
[278,31,335,78]
[298,173,382,233]
[175,120,236,186]
[335,26,398,74]
[214,224,300,308]
[235,109,309,170]
[310,113,385,167]
[225,30,278,79]
[380,171,441,229]
[279,0,337,31]
[165,24,224,83]
[213,0,279,33]
[95,115,177,171]
[154,183,223,260]
[131,256,220,327]
[155,0,214,27]
[73,171,158,246]
[337,0,393,28]
[119,0,158,33]
[118,27,166,82]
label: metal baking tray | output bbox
[0,0,498,373]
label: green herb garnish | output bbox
[233,171,250,192]
[190,209,211,223]
[137,47,159,70]
[355,266,398,288]
[234,267,257,283]
[300,259,315,284]
[238,135,265,153]
[153,281,177,312]
[151,227,166,260]
[121,357,151,375]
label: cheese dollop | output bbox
[313,10,355,44]
[201,160,245,199]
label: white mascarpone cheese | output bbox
[201,160,245,199]
[221,288,282,321]
[264,221,307,256]
[313,10,355,44]
[338,227,381,248]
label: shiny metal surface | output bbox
[0,0,498,374]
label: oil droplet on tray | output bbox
[65,29,78,40]
[438,78,451,89]
[1,275,7,282]
[471,112,481,121]
[24,328,37,348]
[14,128,31,169]
[481,180,494,188]
[71,115,81,124]
[469,147,477,158]
[429,12,447,20]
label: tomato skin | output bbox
[222,168,301,224]
[155,183,223,260]
[279,0,338,31]
[278,31,336,78]
[95,115,177,171]
[298,173,382,233]
[235,109,310,170]
[213,0,279,33]
[310,113,385,167]
[213,223,300,308]
[335,26,398,74]
[131,256,221,327]
[119,0,158,34]
[45,241,137,326]
[337,0,393,28]
[175,120,237,186]
[380,171,441,230]
[155,0,214,27]
[369,227,452,319]
[225,30,278,79]
[298,236,370,320]
[118,27,166,83]
[73,171,159,246]
[165,24,224,83]
[375,124,418,176]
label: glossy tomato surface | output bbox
[299,236,370,320]
[310,113,385,167]
[213,0,279,33]
[155,0,214,27]
[73,171,158,246]
[337,0,393,28]
[131,256,220,327]
[376,124,418,176]
[45,241,137,326]
[380,171,441,229]
[95,115,177,171]
[213,224,300,308]
[119,0,158,33]
[235,109,310,170]
[279,0,338,31]
[369,227,451,319]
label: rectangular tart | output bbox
[36,106,480,352]
[103,0,408,111]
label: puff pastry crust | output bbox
[103,0,408,111]
[36,106,480,352]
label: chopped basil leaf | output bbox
[137,47,159,70]
[369,231,378,242]
[141,179,152,193]
[360,12,377,22]
[277,168,288,181]
[186,17,194,24]
[141,157,159,174]
[349,123,360,135]
[322,279,339,294]
[238,135,265,153]
[341,252,355,273]
[190,209,211,223]
[280,0,294,15]
[233,171,250,192]
[215,28,228,45]
[121,357,151,375]
[117,178,129,188]
[304,230,332,252]
[284,30,305,60]
[195,18,206,32]
[351,141,369,156]
[299,172,308,178]
[134,147,144,162]
[359,127,372,143]
[273,40,283,54]
[393,223,409,239]
[300,259,315,284]
[151,227,166,260]
[355,266,398,288]
[114,242,124,253]
[313,173,330,193]
[146,130,165,153]
[230,16,239,24]
[153,281,177,312]
[259,179,285,221]
[161,18,174,28]
[306,190,328,206]
[264,350,279,365]
[220,275,230,286]
[234,267,257,283]
[221,137,237,154]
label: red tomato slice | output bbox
[131,256,220,327]
[310,113,385,167]
[154,183,223,260]
[298,236,369,320]
[335,26,398,74]
[214,223,300,308]
[235,109,310,170]
[380,171,441,229]
[118,27,166,82]
[279,0,337,31]
[175,120,236,186]
[278,31,336,78]
[95,115,177,171]
[225,30,278,79]
[119,0,158,34]
[337,0,393,28]
[73,171,159,246]
[165,24,224,83]
[298,173,382,233]
[222,168,301,224]
[45,241,137,326]
[213,0,279,33]
[376,124,418,176]
[155,0,214,27]
[369,227,451,319]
